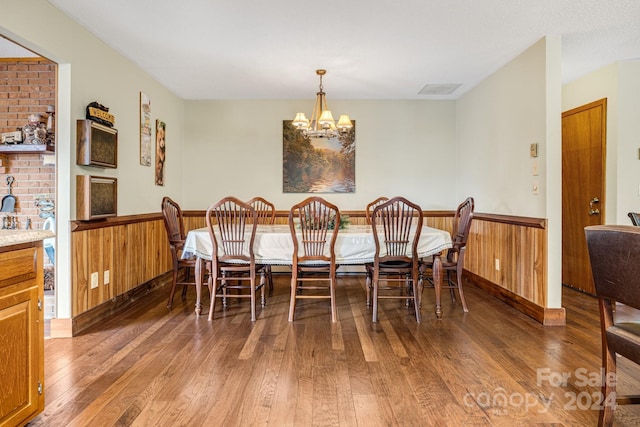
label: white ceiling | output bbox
[8,1,640,100]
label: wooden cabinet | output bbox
[0,242,44,427]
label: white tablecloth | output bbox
[182,224,452,265]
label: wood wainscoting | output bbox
[464,214,562,325]
[68,209,557,335]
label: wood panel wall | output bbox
[463,214,554,324]
[70,209,557,328]
[71,215,171,317]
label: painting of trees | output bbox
[283,121,356,193]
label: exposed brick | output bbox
[8,64,29,71]
[27,64,52,72]
[29,78,51,86]
[0,57,55,230]
[11,78,29,85]
[17,71,39,79]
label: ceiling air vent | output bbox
[418,83,462,95]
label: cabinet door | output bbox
[0,246,44,427]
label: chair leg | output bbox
[456,264,469,313]
[181,267,191,300]
[600,347,616,426]
[405,274,411,308]
[250,275,256,322]
[418,274,424,308]
[208,275,218,321]
[167,267,179,309]
[260,270,267,307]
[372,275,379,323]
[412,277,421,323]
[365,269,372,307]
[222,273,228,308]
[288,269,298,322]
[330,273,337,323]
[448,271,456,302]
[267,266,274,297]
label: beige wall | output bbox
[182,100,457,211]
[456,38,553,218]
[456,37,563,308]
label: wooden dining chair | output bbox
[161,196,200,309]
[367,196,423,323]
[248,196,275,294]
[585,225,640,426]
[365,196,389,225]
[206,197,267,321]
[420,196,474,312]
[288,197,340,322]
[248,197,276,225]
[364,197,390,292]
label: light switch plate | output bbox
[530,143,538,158]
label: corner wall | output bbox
[456,37,563,312]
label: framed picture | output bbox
[282,120,356,193]
[155,120,166,186]
[76,175,117,220]
[140,91,152,166]
[76,119,118,168]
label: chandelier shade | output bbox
[292,69,352,139]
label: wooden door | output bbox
[562,99,606,294]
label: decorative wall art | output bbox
[76,119,118,168]
[139,92,152,166]
[283,120,356,193]
[155,120,166,186]
[76,175,117,220]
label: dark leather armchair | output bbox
[585,224,640,426]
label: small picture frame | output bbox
[140,92,152,166]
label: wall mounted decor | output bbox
[140,92,152,166]
[282,120,356,193]
[155,120,166,186]
[77,119,118,168]
[76,175,117,220]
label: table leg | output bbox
[195,257,203,316]
[433,253,443,319]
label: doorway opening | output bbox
[0,36,57,334]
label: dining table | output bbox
[182,224,453,318]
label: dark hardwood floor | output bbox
[32,275,640,426]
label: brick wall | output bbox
[0,58,56,231]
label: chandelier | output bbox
[292,69,353,139]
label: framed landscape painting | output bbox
[282,121,356,193]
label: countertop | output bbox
[0,229,55,248]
